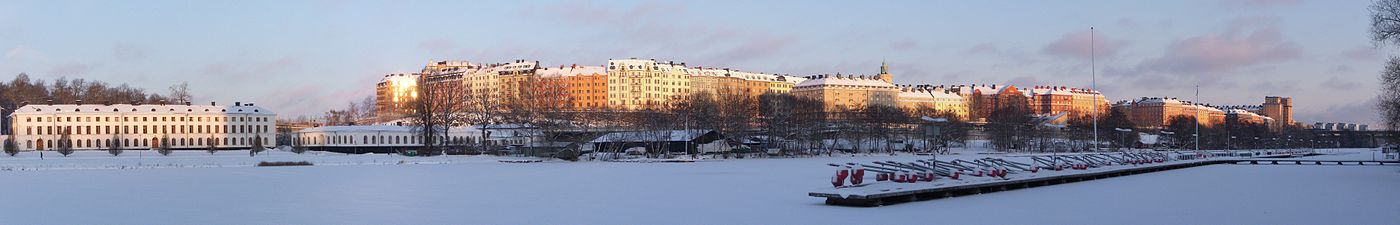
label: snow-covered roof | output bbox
[298,125,413,133]
[590,130,715,143]
[377,73,419,84]
[897,87,964,100]
[794,75,895,88]
[1026,86,1103,96]
[536,66,606,77]
[945,84,1015,96]
[297,125,536,138]
[11,103,275,116]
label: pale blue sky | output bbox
[0,0,1388,125]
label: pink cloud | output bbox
[1136,19,1300,74]
[1319,76,1362,89]
[1041,29,1127,59]
[703,36,796,65]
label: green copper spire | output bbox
[880,60,889,74]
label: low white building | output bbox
[292,124,540,154]
[293,125,424,154]
[7,102,275,151]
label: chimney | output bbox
[211,101,217,106]
[185,101,191,106]
[76,100,82,105]
[46,100,53,105]
[235,102,241,107]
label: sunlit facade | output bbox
[8,103,276,151]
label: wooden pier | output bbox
[811,159,1400,207]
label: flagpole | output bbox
[1091,27,1100,152]
[1195,85,1201,153]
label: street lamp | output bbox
[1114,128,1132,151]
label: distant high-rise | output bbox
[1261,96,1293,129]
[374,73,419,122]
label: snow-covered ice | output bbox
[0,148,1395,225]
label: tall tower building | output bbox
[876,60,893,83]
[1261,96,1293,129]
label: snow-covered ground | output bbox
[0,148,1395,224]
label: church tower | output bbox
[876,60,893,83]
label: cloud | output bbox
[1134,17,1300,75]
[1249,80,1297,92]
[1004,76,1042,86]
[418,38,455,53]
[46,62,96,76]
[112,43,149,60]
[1296,98,1381,127]
[522,0,796,67]
[1340,46,1381,61]
[199,56,305,82]
[704,36,795,63]
[888,38,919,50]
[533,0,680,26]
[1115,18,1140,28]
[1219,0,1302,8]
[963,43,999,55]
[963,42,1039,65]
[1319,76,1362,89]
[1041,29,1127,59]
[1327,65,1356,74]
[5,46,45,60]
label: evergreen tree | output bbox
[108,134,123,156]
[206,136,218,155]
[157,135,173,156]
[250,134,265,156]
[56,129,74,156]
[3,135,18,157]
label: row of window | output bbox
[24,137,267,150]
[23,124,270,136]
[297,135,486,146]
[22,115,268,123]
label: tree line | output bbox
[401,76,972,157]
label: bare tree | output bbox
[168,81,192,103]
[1372,0,1400,142]
[359,96,377,123]
[1381,57,1400,139]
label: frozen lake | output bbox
[0,149,1396,224]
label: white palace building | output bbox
[6,102,275,151]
